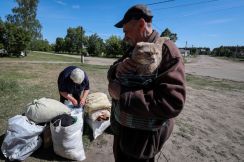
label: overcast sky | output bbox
[1,0,244,49]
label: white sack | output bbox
[86,117,110,139]
[50,112,85,161]
[25,97,70,123]
[1,115,45,161]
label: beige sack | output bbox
[25,97,70,123]
[84,92,111,114]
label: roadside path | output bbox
[185,55,244,82]
[1,52,243,82]
[33,51,116,66]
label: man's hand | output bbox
[116,58,137,78]
[80,97,86,106]
[60,92,78,106]
[70,98,78,106]
[108,81,121,100]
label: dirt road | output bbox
[185,55,244,82]
[78,54,244,82]
[18,52,244,82]
[34,51,117,66]
[83,55,244,162]
[85,55,244,82]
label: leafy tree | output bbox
[75,26,85,54]
[50,43,55,52]
[55,37,65,53]
[2,22,30,56]
[6,0,42,40]
[30,39,51,51]
[86,33,105,56]
[105,35,123,57]
[160,28,177,42]
[0,18,5,49]
[64,26,85,54]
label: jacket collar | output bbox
[147,30,160,43]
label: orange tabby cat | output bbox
[131,37,169,75]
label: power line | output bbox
[147,0,175,6]
[154,0,220,10]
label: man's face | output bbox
[123,20,142,46]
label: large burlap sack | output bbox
[25,97,70,123]
[84,92,111,114]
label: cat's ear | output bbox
[136,42,144,48]
[156,37,169,47]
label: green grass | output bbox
[186,74,244,91]
[0,51,80,62]
[215,56,244,62]
[0,53,110,161]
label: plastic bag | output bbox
[1,115,45,161]
[86,116,110,139]
[50,111,85,161]
[64,100,83,115]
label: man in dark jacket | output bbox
[107,4,186,162]
[58,66,90,107]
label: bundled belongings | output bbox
[1,115,45,161]
[86,117,111,139]
[89,109,110,121]
[84,92,111,121]
[84,92,111,139]
[50,111,85,161]
[25,97,70,123]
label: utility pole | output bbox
[184,41,187,57]
[235,45,238,58]
[81,44,85,63]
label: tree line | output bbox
[54,27,178,57]
[54,27,128,58]
[185,46,244,58]
[211,46,244,58]
[3,0,241,59]
[0,0,179,58]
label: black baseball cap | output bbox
[114,4,153,28]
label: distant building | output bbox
[0,49,7,57]
[179,48,190,56]
[240,51,244,56]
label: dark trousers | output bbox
[113,135,155,162]
[60,93,80,105]
[112,119,174,162]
